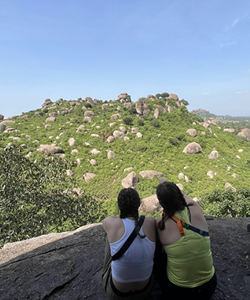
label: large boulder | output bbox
[113,130,124,139]
[0,218,250,300]
[68,138,75,146]
[121,172,138,188]
[45,117,56,123]
[166,93,179,100]
[107,136,115,143]
[83,173,96,182]
[37,144,64,154]
[237,128,250,141]
[139,170,163,180]
[139,195,163,214]
[135,101,150,115]
[0,124,6,132]
[0,114,4,120]
[154,108,159,119]
[0,120,15,126]
[107,150,115,159]
[84,111,95,117]
[208,150,219,159]
[224,128,235,133]
[183,142,202,154]
[110,114,121,120]
[83,116,93,123]
[186,129,197,137]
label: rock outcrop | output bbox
[1,218,249,300]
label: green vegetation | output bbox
[0,147,106,247]
[1,95,250,246]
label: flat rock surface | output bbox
[0,217,250,300]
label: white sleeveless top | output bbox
[110,218,155,283]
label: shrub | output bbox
[123,117,133,126]
[138,119,144,126]
[151,120,160,128]
[0,147,106,247]
[199,189,250,217]
[84,103,92,108]
[169,138,178,146]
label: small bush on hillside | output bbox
[123,117,133,126]
[0,147,106,247]
[84,103,92,108]
[199,189,250,217]
[138,119,144,126]
[169,138,178,146]
[151,120,160,128]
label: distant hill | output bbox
[191,109,250,123]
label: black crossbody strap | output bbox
[112,216,145,261]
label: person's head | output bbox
[118,188,140,218]
[156,182,187,230]
[117,188,145,238]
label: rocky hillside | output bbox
[191,109,250,123]
[1,93,250,201]
[0,217,249,300]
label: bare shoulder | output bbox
[102,215,121,231]
[144,216,156,224]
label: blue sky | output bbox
[0,0,250,118]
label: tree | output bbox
[0,147,106,247]
[155,93,161,99]
[161,92,169,98]
[180,99,189,106]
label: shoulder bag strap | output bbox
[112,216,145,261]
[170,215,209,237]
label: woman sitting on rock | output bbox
[102,188,156,300]
[155,178,217,300]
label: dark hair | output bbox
[156,182,187,230]
[118,188,145,238]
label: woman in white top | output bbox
[102,188,156,300]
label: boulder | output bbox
[37,145,64,154]
[131,127,137,133]
[166,93,179,100]
[208,150,219,159]
[20,115,29,119]
[83,173,96,182]
[124,137,129,141]
[107,151,115,159]
[139,170,163,180]
[167,105,174,113]
[0,120,15,126]
[113,130,124,139]
[90,159,98,166]
[119,126,126,133]
[110,114,121,120]
[102,104,108,111]
[0,124,6,132]
[136,132,143,138]
[207,171,214,178]
[135,101,150,115]
[178,173,185,180]
[224,128,235,133]
[0,218,250,300]
[84,111,95,117]
[0,114,4,120]
[68,138,75,146]
[91,149,100,155]
[45,117,56,122]
[109,122,116,127]
[237,128,250,141]
[139,195,163,214]
[124,102,132,109]
[186,129,197,137]
[77,125,85,130]
[121,172,138,188]
[107,136,115,143]
[83,116,93,123]
[71,149,78,155]
[225,183,236,192]
[154,108,159,119]
[66,170,74,177]
[183,142,202,154]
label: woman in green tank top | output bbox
[155,179,217,300]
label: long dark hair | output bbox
[118,188,145,238]
[156,182,187,230]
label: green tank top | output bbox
[164,208,215,288]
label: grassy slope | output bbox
[1,98,250,201]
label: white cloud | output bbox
[220,41,236,49]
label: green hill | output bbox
[1,96,250,200]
